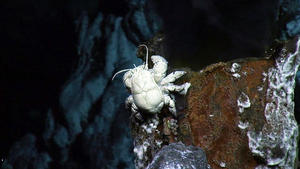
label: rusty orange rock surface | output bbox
[181,59,273,169]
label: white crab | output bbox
[112,45,191,119]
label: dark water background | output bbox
[1,0,300,168]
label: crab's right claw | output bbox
[151,55,168,83]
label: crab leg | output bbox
[160,71,186,85]
[164,94,177,116]
[125,95,133,108]
[162,82,191,95]
[126,95,138,113]
[126,95,144,121]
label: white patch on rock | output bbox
[155,140,163,148]
[134,141,150,161]
[220,161,226,168]
[141,118,159,134]
[237,92,251,113]
[230,63,241,78]
[232,73,241,78]
[133,115,163,169]
[231,63,241,73]
[255,165,272,169]
[238,121,249,129]
[134,140,151,169]
[262,72,267,82]
[257,86,263,91]
[247,38,300,169]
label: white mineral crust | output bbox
[247,38,300,169]
[231,63,241,78]
[237,92,251,113]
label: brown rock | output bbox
[184,60,271,168]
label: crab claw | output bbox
[151,55,168,83]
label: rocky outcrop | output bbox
[131,35,299,169]
[184,37,299,169]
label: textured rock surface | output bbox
[4,134,51,169]
[145,142,209,169]
[183,38,300,169]
[3,1,162,169]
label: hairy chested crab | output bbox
[112,45,191,120]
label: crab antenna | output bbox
[112,69,131,80]
[138,44,149,69]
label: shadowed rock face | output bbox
[149,0,280,69]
